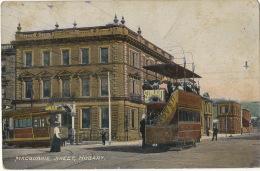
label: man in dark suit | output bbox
[212,127,218,141]
[140,115,146,148]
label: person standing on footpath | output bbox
[212,126,218,141]
[50,122,62,152]
[140,115,146,149]
[100,129,107,145]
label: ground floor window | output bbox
[101,108,109,128]
[82,108,91,128]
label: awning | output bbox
[143,63,201,79]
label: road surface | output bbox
[2,133,260,169]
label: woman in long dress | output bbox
[50,123,61,152]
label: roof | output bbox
[3,107,67,118]
[143,63,201,79]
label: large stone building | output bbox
[13,17,174,142]
[217,101,242,134]
[1,43,16,111]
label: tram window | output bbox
[33,118,38,127]
[26,119,32,127]
[18,120,22,128]
[180,110,200,122]
[15,120,19,128]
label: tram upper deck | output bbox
[143,63,202,144]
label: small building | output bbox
[242,109,252,133]
[217,101,242,134]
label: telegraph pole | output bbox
[108,72,112,145]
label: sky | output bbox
[1,0,259,102]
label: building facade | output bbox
[1,43,16,111]
[242,109,252,133]
[13,17,174,142]
[201,94,213,135]
[217,101,241,134]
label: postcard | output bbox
[1,0,259,169]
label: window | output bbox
[81,48,89,64]
[62,79,70,98]
[82,78,90,96]
[179,110,200,122]
[43,80,51,98]
[43,51,50,66]
[101,48,108,63]
[25,80,33,98]
[82,108,91,128]
[33,117,45,128]
[62,50,69,65]
[2,86,6,98]
[101,77,108,96]
[14,118,32,128]
[101,108,109,128]
[25,52,32,67]
[130,51,139,67]
[221,106,229,114]
[2,60,6,72]
[131,110,135,128]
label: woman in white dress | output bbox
[50,123,61,152]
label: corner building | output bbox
[13,19,174,142]
[217,101,241,134]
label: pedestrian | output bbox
[4,123,10,139]
[100,129,107,145]
[212,126,218,141]
[50,122,61,152]
[206,127,210,136]
[140,114,146,148]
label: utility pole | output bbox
[241,109,243,135]
[108,72,112,145]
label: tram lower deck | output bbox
[3,107,70,147]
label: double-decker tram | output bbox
[143,63,202,147]
[2,106,71,147]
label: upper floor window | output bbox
[25,80,33,98]
[101,77,108,96]
[2,60,6,72]
[221,106,229,114]
[130,51,139,68]
[43,80,51,98]
[62,79,70,98]
[81,48,89,64]
[62,50,69,65]
[43,51,50,66]
[101,108,109,128]
[101,48,108,64]
[82,108,91,128]
[82,78,90,96]
[25,52,32,67]
[130,79,140,95]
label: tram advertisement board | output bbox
[144,90,166,103]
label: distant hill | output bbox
[240,101,260,117]
[212,99,260,118]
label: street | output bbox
[2,133,260,169]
